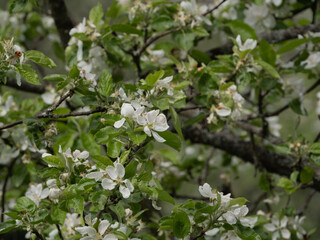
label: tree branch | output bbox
[265,79,320,117]
[207,24,320,58]
[1,78,45,94]
[48,0,74,48]
[183,126,320,192]
[1,157,18,222]
[0,107,108,131]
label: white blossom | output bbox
[75,219,117,240]
[301,52,320,69]
[96,163,134,198]
[264,216,291,240]
[235,35,257,52]
[46,179,61,202]
[141,110,169,143]
[244,4,276,31]
[25,183,49,206]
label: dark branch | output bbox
[266,79,320,117]
[49,0,74,48]
[183,126,320,192]
[2,78,45,94]
[0,107,108,131]
[1,158,18,222]
[207,24,320,58]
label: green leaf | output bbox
[12,164,28,187]
[109,202,125,221]
[25,50,56,68]
[183,113,206,127]
[99,70,113,97]
[277,178,294,189]
[158,190,175,205]
[91,155,113,169]
[300,166,314,184]
[190,49,211,64]
[107,140,122,158]
[119,149,131,165]
[308,142,320,154]
[111,24,142,36]
[157,131,181,151]
[259,40,276,66]
[31,209,49,223]
[258,172,270,192]
[172,31,196,51]
[228,20,257,40]
[256,60,280,78]
[94,126,120,144]
[15,196,37,213]
[42,155,65,168]
[69,64,80,79]
[17,64,40,85]
[230,197,247,207]
[174,81,191,90]
[125,160,139,179]
[277,38,309,54]
[89,2,104,26]
[43,74,67,82]
[145,70,164,87]
[193,26,210,37]
[289,98,307,116]
[169,106,183,139]
[50,205,66,225]
[8,0,28,13]
[0,220,16,234]
[128,131,147,145]
[173,210,191,238]
[81,133,100,155]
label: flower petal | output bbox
[115,163,125,179]
[75,226,96,237]
[119,185,131,198]
[146,110,159,124]
[106,166,117,180]
[86,172,104,181]
[98,220,110,236]
[101,178,117,190]
[151,131,166,142]
[114,118,126,128]
[124,179,134,192]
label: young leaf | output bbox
[300,166,314,184]
[17,64,40,85]
[256,60,280,78]
[99,69,113,97]
[169,106,183,139]
[25,50,56,68]
[173,210,191,238]
[89,2,104,26]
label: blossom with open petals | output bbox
[75,219,117,240]
[98,163,134,198]
[141,110,169,143]
[236,35,257,52]
[25,183,49,206]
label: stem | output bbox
[1,158,18,222]
[265,79,320,117]
[0,107,108,131]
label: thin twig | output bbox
[1,158,18,222]
[56,224,64,240]
[0,107,108,131]
[200,148,214,185]
[265,79,320,117]
[249,192,268,213]
[297,190,316,215]
[44,89,74,114]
